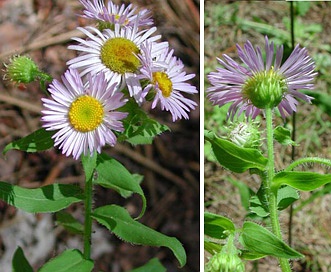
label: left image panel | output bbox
[0,0,200,271]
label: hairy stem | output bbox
[265,108,291,272]
[285,157,331,172]
[84,172,93,259]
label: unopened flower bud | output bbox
[4,55,40,84]
[205,234,245,272]
[227,121,261,149]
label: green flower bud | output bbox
[205,234,245,272]
[242,68,288,109]
[227,121,261,149]
[206,252,245,272]
[4,55,40,84]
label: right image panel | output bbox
[204,1,331,271]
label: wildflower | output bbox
[207,36,316,119]
[79,0,153,29]
[41,68,128,160]
[67,24,167,104]
[137,42,198,121]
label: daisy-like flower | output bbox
[137,42,198,122]
[207,36,317,119]
[79,0,153,29]
[67,24,168,104]
[41,68,128,160]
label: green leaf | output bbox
[94,153,146,218]
[274,126,298,146]
[130,258,166,272]
[241,221,304,259]
[12,247,33,272]
[3,128,54,154]
[240,250,266,261]
[38,249,93,272]
[248,185,269,218]
[204,131,268,173]
[249,196,269,218]
[204,239,223,255]
[204,212,235,239]
[92,204,186,268]
[277,186,299,210]
[119,99,169,145]
[56,211,84,235]
[0,182,84,213]
[81,152,97,182]
[272,171,331,192]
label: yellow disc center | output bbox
[152,72,173,98]
[101,37,140,74]
[68,95,104,132]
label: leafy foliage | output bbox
[94,152,146,218]
[119,99,170,145]
[12,247,33,272]
[240,221,304,259]
[205,131,268,173]
[204,212,235,239]
[38,249,93,272]
[272,171,331,192]
[0,182,84,213]
[92,204,187,268]
[3,128,54,154]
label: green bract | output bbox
[242,68,287,109]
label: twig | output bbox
[0,93,42,114]
[0,29,84,60]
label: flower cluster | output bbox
[207,36,316,119]
[41,0,197,159]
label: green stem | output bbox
[285,157,331,172]
[265,108,291,272]
[84,172,93,259]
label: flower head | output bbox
[205,234,245,272]
[3,55,40,84]
[137,42,198,121]
[207,36,317,119]
[41,68,128,159]
[79,0,153,29]
[67,24,167,103]
[226,120,261,149]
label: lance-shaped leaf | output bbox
[92,205,186,268]
[204,131,267,173]
[204,238,223,255]
[204,212,235,239]
[3,128,55,154]
[12,247,33,272]
[38,249,93,272]
[94,153,146,218]
[272,171,331,192]
[241,221,303,259]
[0,182,84,213]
